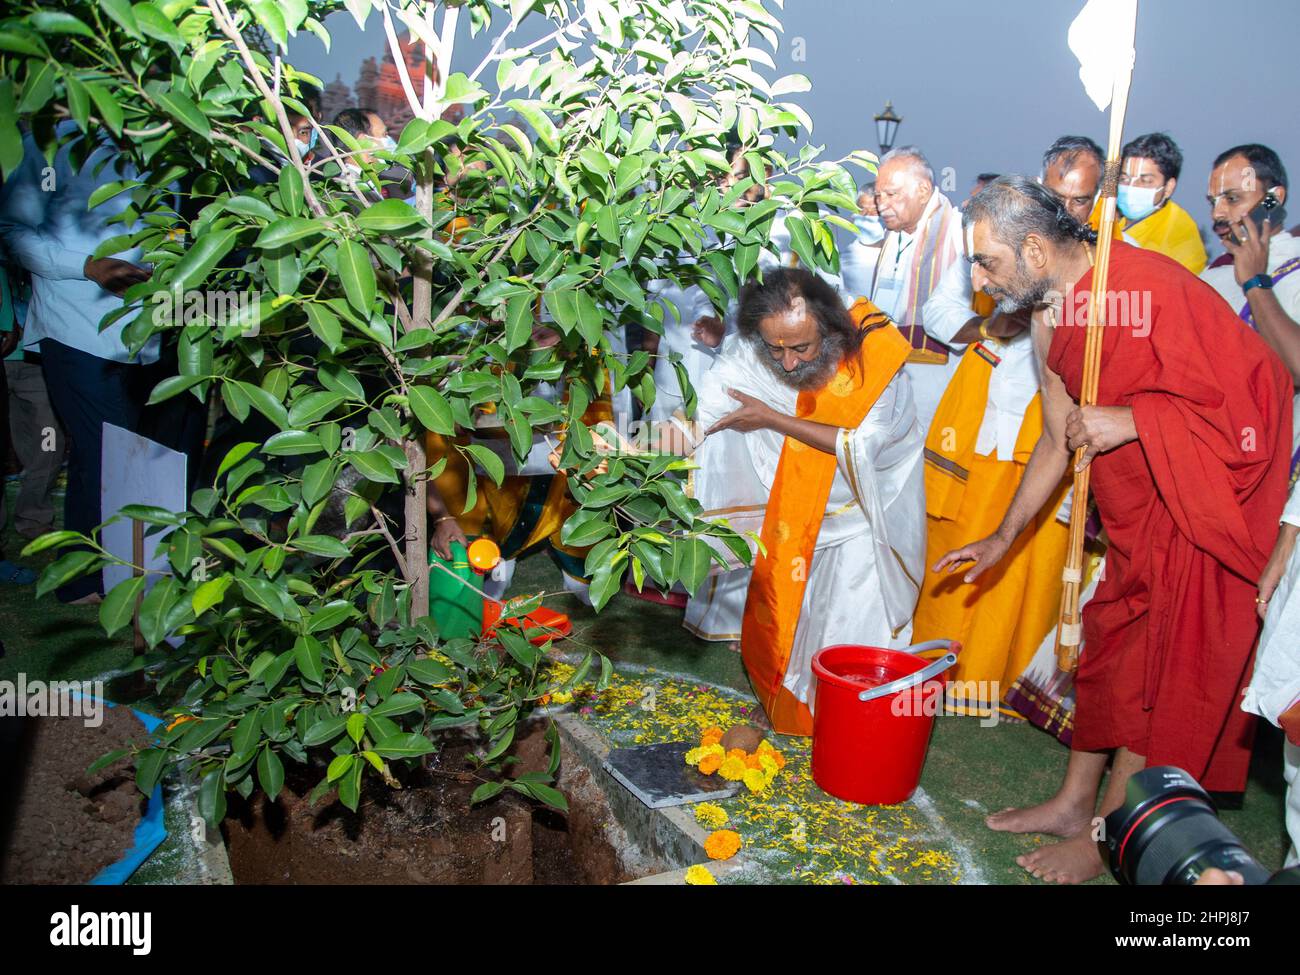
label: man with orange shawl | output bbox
[670,267,926,735]
[937,176,1291,883]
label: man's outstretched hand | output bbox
[84,256,151,296]
[707,388,778,435]
[933,533,1012,584]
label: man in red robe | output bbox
[937,176,1292,883]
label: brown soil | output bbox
[223,721,642,885]
[0,706,150,884]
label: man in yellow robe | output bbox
[1115,132,1208,274]
[914,142,1103,717]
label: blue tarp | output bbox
[78,697,168,885]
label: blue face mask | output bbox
[294,127,318,157]
[854,214,886,245]
[1117,183,1162,222]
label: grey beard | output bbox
[752,330,849,391]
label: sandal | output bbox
[0,560,37,585]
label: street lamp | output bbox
[874,101,902,155]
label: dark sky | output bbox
[289,0,1300,252]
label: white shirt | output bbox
[1201,231,1300,459]
[1201,231,1300,323]
[922,252,1040,458]
[870,189,965,431]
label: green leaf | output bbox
[511,779,568,811]
[346,449,399,485]
[99,575,145,637]
[20,530,83,557]
[36,550,100,599]
[294,634,326,683]
[338,759,362,811]
[279,165,304,216]
[346,711,366,744]
[355,198,423,232]
[304,303,343,351]
[336,239,376,315]
[154,88,210,138]
[307,600,359,633]
[191,576,231,615]
[408,386,455,436]
[327,752,354,783]
[257,748,285,801]
[368,691,423,719]
[30,11,95,38]
[262,429,322,456]
[460,443,505,485]
[504,294,533,352]
[255,218,325,248]
[135,748,168,796]
[303,714,349,746]
[287,390,346,427]
[471,780,505,804]
[372,733,437,759]
[293,534,351,559]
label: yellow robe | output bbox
[911,343,1071,717]
[1119,200,1207,275]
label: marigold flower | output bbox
[704,829,742,861]
[693,802,729,829]
[684,746,706,766]
[726,748,747,760]
[743,768,770,793]
[700,726,724,746]
[685,864,717,885]
[698,753,724,775]
[718,755,748,781]
[744,753,763,770]
[759,753,779,773]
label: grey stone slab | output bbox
[603,741,742,809]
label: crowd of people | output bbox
[0,90,1297,883]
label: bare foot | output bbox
[986,796,1092,836]
[726,640,740,654]
[1016,833,1105,884]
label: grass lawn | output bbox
[2,475,1290,884]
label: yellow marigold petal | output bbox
[685,864,717,885]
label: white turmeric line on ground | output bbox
[911,786,987,885]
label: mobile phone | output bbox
[1238,191,1287,241]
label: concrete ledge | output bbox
[552,711,752,884]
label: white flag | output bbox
[1068,0,1138,111]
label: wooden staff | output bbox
[1055,7,1138,672]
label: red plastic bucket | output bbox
[811,641,958,805]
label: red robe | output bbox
[1047,243,1292,791]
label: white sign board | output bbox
[100,423,187,594]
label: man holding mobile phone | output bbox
[1201,145,1300,488]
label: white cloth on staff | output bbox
[1243,485,1300,867]
[674,333,926,706]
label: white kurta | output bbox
[869,189,965,433]
[1244,486,1300,867]
[680,333,926,708]
[1201,231,1300,465]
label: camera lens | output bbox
[1104,766,1270,885]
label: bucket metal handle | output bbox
[857,641,959,703]
[897,639,957,657]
